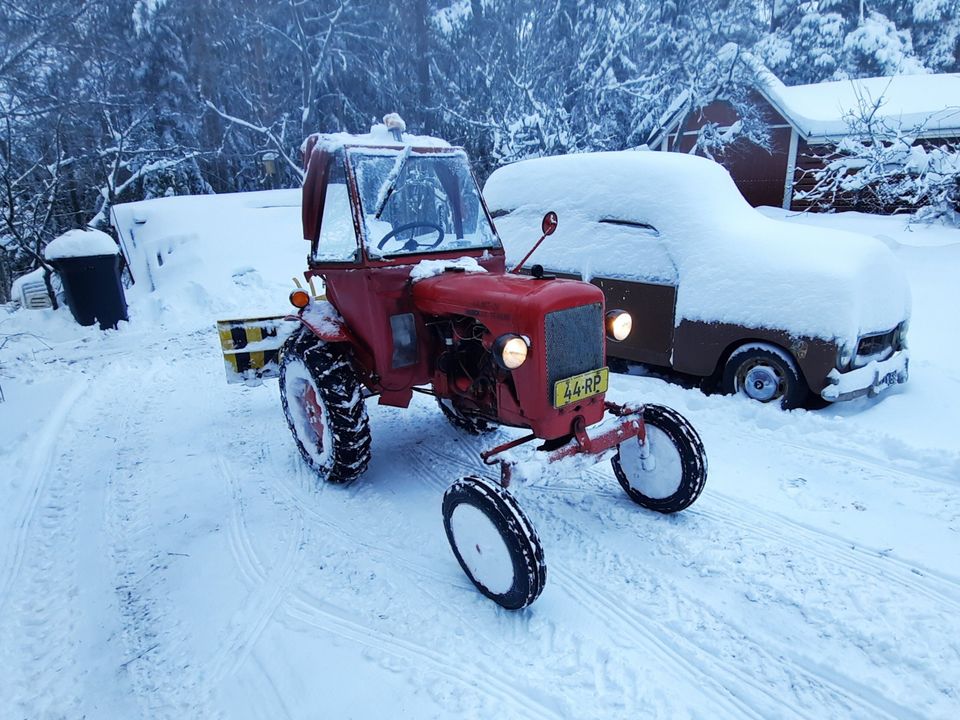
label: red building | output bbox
[650,71,960,211]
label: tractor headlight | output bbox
[493,333,529,370]
[605,310,632,342]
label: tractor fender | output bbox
[285,313,352,343]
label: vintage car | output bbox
[484,151,911,409]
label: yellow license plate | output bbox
[553,367,608,408]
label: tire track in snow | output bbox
[538,470,960,614]
[542,501,922,720]
[552,564,773,720]
[729,426,959,488]
[0,432,87,717]
[409,439,773,717]
[283,590,567,720]
[536,452,960,617]
[0,378,88,617]
[265,445,472,590]
[104,360,221,720]
[414,435,925,718]
[546,466,946,719]
[700,493,960,612]
[219,453,269,588]
[207,452,306,687]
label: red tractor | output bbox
[222,117,707,609]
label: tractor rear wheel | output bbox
[612,404,707,514]
[279,331,371,484]
[442,476,546,609]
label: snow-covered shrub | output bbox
[796,101,960,223]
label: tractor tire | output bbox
[612,404,707,514]
[721,342,807,409]
[437,396,495,435]
[442,476,546,609]
[279,330,371,484]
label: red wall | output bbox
[661,95,792,209]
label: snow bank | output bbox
[44,229,119,260]
[485,151,911,343]
[110,189,306,326]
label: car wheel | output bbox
[279,330,371,484]
[442,476,546,609]
[612,404,707,514]
[721,342,807,409]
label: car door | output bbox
[588,220,678,368]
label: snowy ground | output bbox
[1,198,958,719]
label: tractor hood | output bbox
[411,269,605,330]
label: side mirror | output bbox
[510,212,559,274]
[541,211,558,236]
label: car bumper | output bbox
[821,350,909,402]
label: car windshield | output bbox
[348,148,501,259]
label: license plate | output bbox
[876,370,900,391]
[553,367,608,408]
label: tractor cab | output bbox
[299,118,507,406]
[302,122,503,267]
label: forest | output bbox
[2,0,958,300]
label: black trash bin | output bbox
[45,230,128,330]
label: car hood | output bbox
[672,214,912,343]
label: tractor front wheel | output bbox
[442,476,546,609]
[279,331,371,484]
[612,404,707,513]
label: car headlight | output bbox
[605,310,632,342]
[896,320,909,349]
[838,340,855,369]
[493,333,529,370]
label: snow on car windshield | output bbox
[349,148,500,259]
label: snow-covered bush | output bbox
[796,101,960,223]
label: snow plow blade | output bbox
[217,316,299,385]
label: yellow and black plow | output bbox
[217,315,300,384]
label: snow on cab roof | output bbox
[754,70,960,142]
[302,114,451,153]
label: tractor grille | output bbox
[545,303,604,397]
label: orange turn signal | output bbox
[289,289,311,309]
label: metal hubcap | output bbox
[739,364,783,403]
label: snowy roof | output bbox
[756,72,960,142]
[302,121,451,154]
[44,228,119,260]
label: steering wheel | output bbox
[376,221,445,252]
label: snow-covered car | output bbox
[485,151,911,408]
